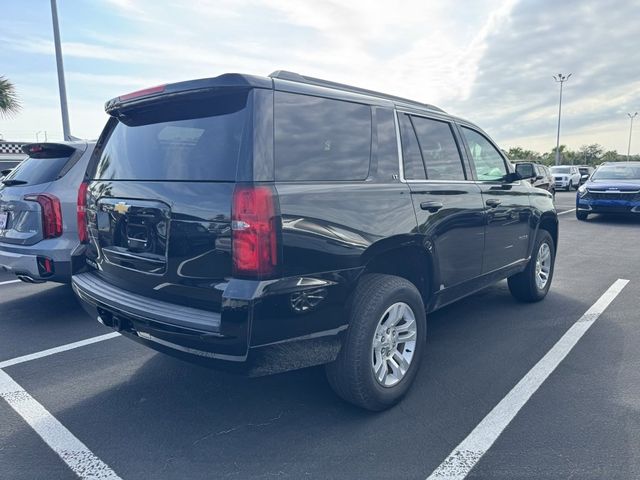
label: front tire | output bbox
[326,274,426,411]
[567,180,573,191]
[576,210,589,221]
[508,230,555,302]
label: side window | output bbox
[411,116,465,180]
[461,127,508,181]
[398,113,426,180]
[274,92,371,181]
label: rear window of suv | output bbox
[274,92,372,181]
[93,91,249,181]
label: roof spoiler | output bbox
[21,143,76,159]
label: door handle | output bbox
[485,199,501,208]
[420,201,444,212]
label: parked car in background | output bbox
[576,162,640,220]
[514,162,555,198]
[72,71,558,411]
[0,141,95,283]
[577,165,594,185]
[550,165,581,190]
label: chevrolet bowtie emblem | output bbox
[114,202,130,214]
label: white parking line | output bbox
[0,369,122,479]
[0,332,120,369]
[0,279,21,286]
[557,208,576,215]
[426,278,629,480]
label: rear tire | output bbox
[576,211,589,221]
[326,274,426,411]
[508,230,555,303]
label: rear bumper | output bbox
[72,271,348,375]
[0,243,72,282]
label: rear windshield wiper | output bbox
[1,179,28,186]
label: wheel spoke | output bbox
[397,328,416,342]
[376,359,387,383]
[392,351,410,374]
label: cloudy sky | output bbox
[1,0,639,154]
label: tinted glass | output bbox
[592,165,640,180]
[274,92,371,181]
[551,167,570,174]
[3,156,70,186]
[411,116,464,180]
[398,114,426,180]
[461,127,507,181]
[93,91,249,181]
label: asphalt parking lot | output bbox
[1,190,639,480]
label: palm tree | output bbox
[0,76,21,118]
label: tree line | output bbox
[506,144,639,166]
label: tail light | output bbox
[231,185,279,278]
[77,181,89,243]
[23,194,63,239]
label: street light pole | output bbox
[627,112,638,161]
[553,73,571,165]
[50,0,71,141]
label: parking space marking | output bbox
[557,208,576,215]
[0,369,122,479]
[0,279,21,286]
[426,278,629,480]
[0,332,120,369]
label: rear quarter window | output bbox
[274,92,372,181]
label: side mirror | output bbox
[536,175,544,180]
[581,174,589,180]
[514,164,535,180]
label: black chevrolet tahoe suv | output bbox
[72,71,558,411]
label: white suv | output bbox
[550,165,581,191]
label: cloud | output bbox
[447,0,640,152]
[1,0,638,153]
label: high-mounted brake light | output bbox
[77,181,90,244]
[118,84,166,102]
[231,185,279,278]
[24,193,63,239]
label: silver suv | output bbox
[0,141,94,283]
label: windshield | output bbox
[2,156,70,186]
[92,91,249,181]
[591,165,640,180]
[550,166,570,174]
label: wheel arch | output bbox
[360,239,435,308]
[537,212,559,252]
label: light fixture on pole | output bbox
[553,73,571,165]
[627,112,637,161]
[50,0,71,141]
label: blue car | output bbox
[576,162,640,220]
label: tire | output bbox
[508,230,555,303]
[567,180,573,191]
[325,274,426,411]
[576,210,589,221]
[573,181,579,191]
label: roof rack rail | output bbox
[269,70,445,113]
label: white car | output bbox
[550,165,581,191]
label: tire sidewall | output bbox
[350,277,426,408]
[530,231,555,299]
